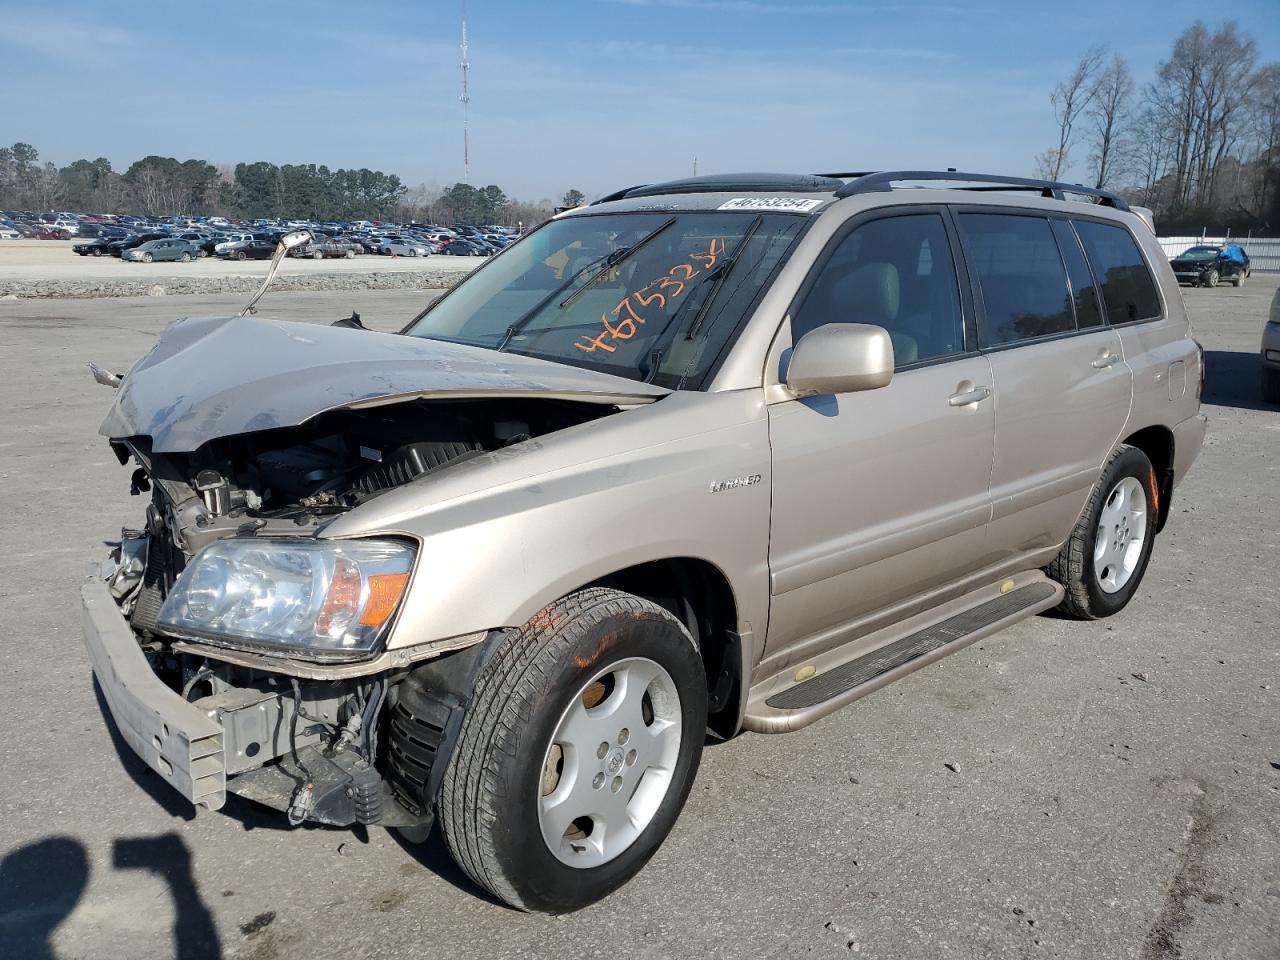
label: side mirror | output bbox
[785,323,894,397]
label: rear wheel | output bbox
[1233,271,1244,287]
[1263,368,1280,405]
[1047,444,1157,619]
[438,588,707,913]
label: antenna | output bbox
[460,5,471,184]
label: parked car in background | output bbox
[440,238,490,256]
[1169,243,1250,287]
[109,232,170,257]
[73,236,121,256]
[122,239,199,263]
[378,238,432,257]
[218,238,277,260]
[292,236,360,259]
[0,223,19,240]
[1263,286,1280,404]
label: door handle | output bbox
[1092,352,1119,368]
[948,386,991,406]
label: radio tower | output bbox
[459,7,471,184]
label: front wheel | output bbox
[438,588,707,913]
[141,253,153,263]
[1204,269,1219,288]
[1047,444,1157,619]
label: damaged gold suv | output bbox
[83,171,1206,912]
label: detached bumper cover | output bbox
[81,580,226,810]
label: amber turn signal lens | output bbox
[360,572,410,627]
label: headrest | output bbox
[832,262,900,325]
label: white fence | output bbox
[1156,236,1280,273]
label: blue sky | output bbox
[2,0,1277,201]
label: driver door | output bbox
[765,210,995,663]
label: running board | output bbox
[743,574,1063,733]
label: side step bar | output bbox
[744,574,1063,733]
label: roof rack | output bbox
[831,170,1129,210]
[592,172,845,205]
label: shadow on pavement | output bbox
[1203,349,1275,412]
[113,834,221,960]
[0,837,88,960]
[0,832,221,960]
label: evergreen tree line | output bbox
[0,145,562,226]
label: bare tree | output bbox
[1043,46,1106,180]
[1088,55,1135,188]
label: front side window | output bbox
[1073,220,1162,323]
[959,213,1074,347]
[791,213,964,366]
[406,211,806,389]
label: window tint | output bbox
[1050,219,1103,328]
[959,213,1073,347]
[792,214,963,367]
[1072,220,1161,323]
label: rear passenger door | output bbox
[955,210,1132,565]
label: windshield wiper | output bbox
[638,217,763,384]
[496,216,676,352]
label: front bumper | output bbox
[81,580,226,810]
[1262,323,1280,370]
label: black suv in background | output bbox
[1169,243,1251,287]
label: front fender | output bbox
[321,390,773,659]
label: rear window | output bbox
[1072,221,1162,323]
[958,213,1074,347]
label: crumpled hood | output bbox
[100,314,668,452]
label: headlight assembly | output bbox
[156,538,415,659]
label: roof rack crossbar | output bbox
[832,170,1128,210]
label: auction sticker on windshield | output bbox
[718,197,823,212]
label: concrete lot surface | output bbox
[1,279,1277,960]
[0,238,479,284]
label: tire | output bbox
[236,251,247,261]
[92,249,103,257]
[1263,367,1280,405]
[1204,269,1219,288]
[1233,271,1244,288]
[180,252,191,262]
[1047,444,1157,619]
[345,249,355,258]
[438,588,707,913]
[142,253,153,263]
[312,250,324,260]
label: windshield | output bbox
[406,211,806,389]
[1180,246,1220,259]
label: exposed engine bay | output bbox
[100,394,620,826]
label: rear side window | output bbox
[1050,220,1103,328]
[1072,220,1162,323]
[958,213,1074,347]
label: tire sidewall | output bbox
[1080,448,1157,616]
[484,604,706,912]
